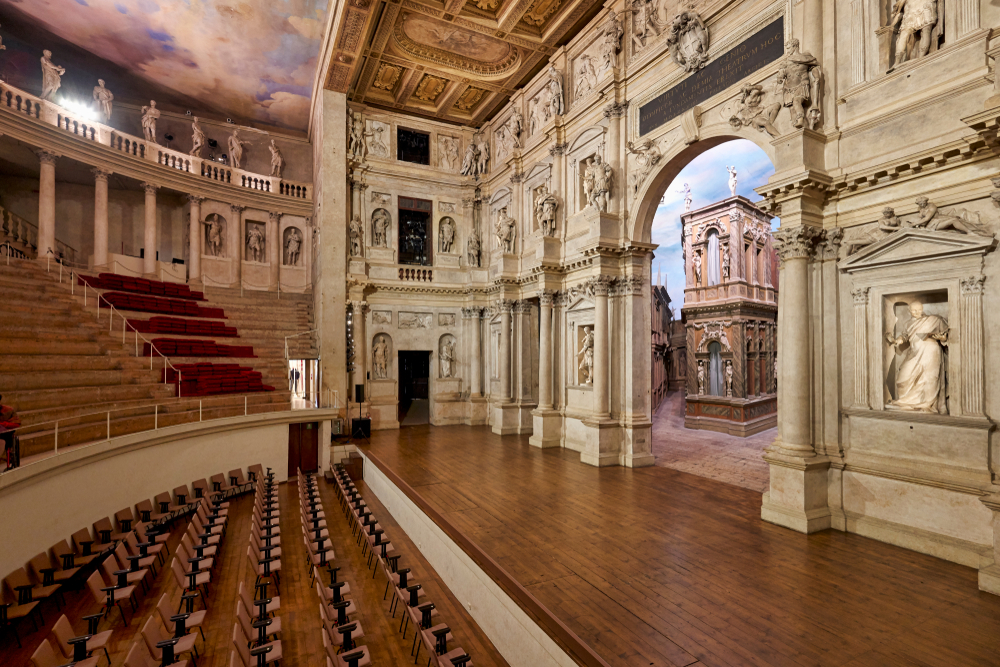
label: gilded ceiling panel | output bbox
[392,14,519,78]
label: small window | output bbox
[397,128,430,165]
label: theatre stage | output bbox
[359,424,1000,667]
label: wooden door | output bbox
[288,422,320,476]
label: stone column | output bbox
[549,145,566,235]
[186,196,204,282]
[851,287,870,409]
[591,276,611,418]
[538,290,554,409]
[464,307,483,396]
[141,182,158,276]
[500,299,514,402]
[268,212,281,290]
[35,150,58,261]
[602,103,627,213]
[351,301,368,400]
[92,168,111,268]
[620,268,654,467]
[230,204,245,286]
[960,276,986,417]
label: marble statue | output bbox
[40,50,65,101]
[348,112,366,162]
[92,80,114,122]
[844,206,903,255]
[246,224,265,263]
[575,55,598,100]
[228,129,249,169]
[697,360,705,394]
[205,215,226,257]
[910,197,993,235]
[372,336,389,379]
[666,8,710,72]
[440,137,460,172]
[507,108,524,149]
[693,251,702,284]
[190,117,206,157]
[529,98,543,135]
[885,299,949,413]
[601,11,624,71]
[495,208,516,254]
[586,155,613,212]
[141,100,160,143]
[495,126,512,164]
[269,140,284,178]
[460,141,479,177]
[724,360,733,397]
[476,136,490,176]
[583,159,596,209]
[678,182,693,211]
[367,123,389,159]
[440,217,455,253]
[468,231,481,267]
[371,209,390,248]
[578,326,595,384]
[722,245,730,279]
[626,139,662,200]
[890,0,941,66]
[633,0,665,49]
[767,39,823,130]
[534,185,558,237]
[349,214,363,256]
[729,83,779,137]
[727,166,737,197]
[284,227,302,266]
[440,337,455,378]
[547,66,565,117]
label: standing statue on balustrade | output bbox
[269,140,284,178]
[92,80,114,122]
[40,50,65,101]
[190,117,206,157]
[141,101,160,143]
[228,129,249,169]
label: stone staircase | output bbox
[0,260,316,459]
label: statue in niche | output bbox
[601,11,624,71]
[724,360,733,397]
[729,83,779,137]
[506,108,524,149]
[678,182,693,211]
[440,337,456,378]
[495,126,511,164]
[190,117,206,157]
[696,360,705,394]
[626,139,662,200]
[844,206,902,255]
[468,231,481,267]
[547,66,565,117]
[666,7,710,72]
[92,79,114,122]
[693,251,702,284]
[889,0,942,67]
[574,55,598,100]
[722,245,730,279]
[440,137,460,172]
[528,98,544,135]
[909,197,994,236]
[228,129,249,169]
[284,227,302,266]
[40,50,65,101]
[371,208,391,248]
[439,217,455,253]
[585,155,613,212]
[460,141,478,176]
[765,39,823,131]
[477,136,490,176]
[349,214,363,257]
[141,100,160,143]
[884,299,949,414]
[578,326,595,384]
[633,0,666,49]
[204,214,226,258]
[367,122,389,159]
[726,165,737,197]
[348,112,366,162]
[372,335,389,380]
[534,185,559,237]
[269,140,284,178]
[246,223,265,263]
[495,208,516,254]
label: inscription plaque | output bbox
[639,17,784,136]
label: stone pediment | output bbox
[838,228,996,273]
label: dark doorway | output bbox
[398,350,430,424]
[399,197,433,266]
[288,421,319,476]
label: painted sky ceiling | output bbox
[1,0,328,131]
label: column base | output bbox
[579,417,622,467]
[760,443,832,534]
[464,396,489,426]
[491,402,520,435]
[528,409,561,448]
[621,419,654,468]
[979,564,1000,596]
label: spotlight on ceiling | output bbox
[226,118,233,124]
[164,133,174,142]
[185,110,192,115]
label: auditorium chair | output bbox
[29,635,100,667]
[141,615,199,665]
[5,567,63,616]
[179,534,216,572]
[413,622,464,667]
[318,598,358,636]
[123,532,162,575]
[402,598,440,644]
[248,464,264,483]
[327,651,372,667]
[251,525,282,559]
[28,550,80,589]
[103,547,149,595]
[50,613,112,666]
[303,530,334,570]
[73,528,111,561]
[211,473,236,498]
[156,593,206,644]
[135,498,169,525]
[136,522,170,563]
[232,622,282,666]
[85,570,136,626]
[173,485,193,509]
[322,620,367,660]
[235,597,281,645]
[192,478,232,508]
[187,519,221,550]
[228,468,255,495]
[170,558,211,608]
[154,491,185,520]
[92,516,129,545]
[51,538,98,571]
[247,546,281,593]
[0,580,41,647]
[238,580,279,619]
[125,640,192,667]
[197,497,229,529]
[115,507,138,534]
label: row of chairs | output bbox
[332,464,472,667]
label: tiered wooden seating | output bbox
[144,339,256,358]
[129,316,238,337]
[77,274,205,301]
[100,292,226,319]
[165,364,275,397]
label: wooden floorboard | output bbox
[359,423,1000,667]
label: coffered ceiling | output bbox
[325,0,605,125]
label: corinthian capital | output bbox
[35,149,59,166]
[588,275,611,296]
[140,182,159,195]
[539,289,556,306]
[817,228,843,261]
[499,299,516,313]
[772,225,820,261]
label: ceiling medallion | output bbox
[373,63,404,91]
[474,0,500,10]
[522,0,563,27]
[393,14,519,78]
[414,74,448,102]
[454,87,487,111]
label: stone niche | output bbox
[839,227,996,566]
[563,293,595,444]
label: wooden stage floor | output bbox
[360,424,1000,667]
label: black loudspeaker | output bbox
[355,384,365,403]
[351,418,371,438]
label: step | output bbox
[0,339,116,356]
[3,382,176,412]
[0,354,128,373]
[0,368,154,392]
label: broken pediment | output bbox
[839,228,996,274]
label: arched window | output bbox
[707,231,721,286]
[708,341,723,396]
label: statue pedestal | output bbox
[348,258,367,275]
[491,254,520,280]
[572,207,619,249]
[770,128,827,176]
[579,416,623,467]
[436,254,461,268]
[368,247,395,263]
[535,235,562,266]
[431,378,463,425]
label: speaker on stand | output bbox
[351,384,371,440]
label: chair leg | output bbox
[414,642,421,663]
[117,604,128,627]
